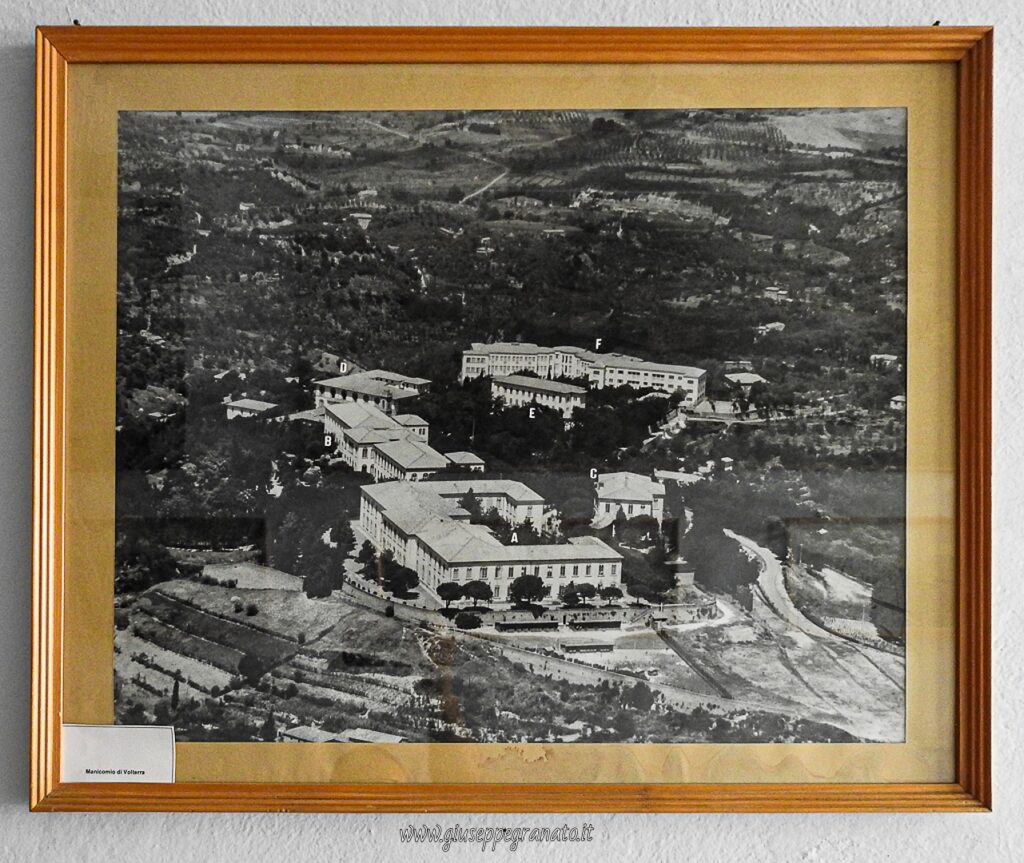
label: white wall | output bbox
[0,1,1018,859]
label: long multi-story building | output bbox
[461,342,599,382]
[323,401,479,482]
[359,481,622,602]
[314,368,431,414]
[461,341,706,405]
[491,375,587,419]
[587,357,706,405]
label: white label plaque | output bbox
[62,724,175,783]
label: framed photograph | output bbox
[32,26,991,812]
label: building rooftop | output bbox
[393,414,428,427]
[493,375,587,396]
[423,479,545,504]
[724,372,768,386]
[591,356,706,377]
[316,372,420,401]
[226,398,277,412]
[286,407,324,423]
[444,451,485,466]
[417,519,621,565]
[324,400,396,430]
[654,469,703,485]
[342,426,409,446]
[363,481,470,534]
[373,437,450,471]
[466,341,641,364]
[338,727,406,744]
[468,341,577,357]
[280,725,340,743]
[363,369,431,387]
[597,471,666,503]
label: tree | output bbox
[457,489,484,521]
[171,677,180,711]
[576,582,597,606]
[333,520,355,554]
[562,589,581,608]
[237,653,267,686]
[259,711,277,742]
[624,681,655,711]
[455,611,482,630]
[462,579,493,608]
[600,586,623,606]
[763,516,789,561]
[612,710,637,740]
[356,540,376,578]
[384,564,419,598]
[303,570,333,599]
[509,573,546,606]
[437,581,464,608]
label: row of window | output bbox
[602,502,652,515]
[448,562,618,581]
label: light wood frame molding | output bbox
[32,26,992,813]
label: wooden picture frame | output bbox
[32,26,992,812]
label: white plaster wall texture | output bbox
[0,0,1019,859]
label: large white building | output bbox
[314,368,431,414]
[323,401,479,482]
[359,481,622,602]
[587,357,706,405]
[460,342,599,382]
[461,341,706,405]
[491,375,587,419]
[595,472,666,521]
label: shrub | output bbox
[455,612,482,631]
[245,602,258,616]
[384,604,395,618]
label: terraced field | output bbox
[128,613,244,674]
[116,629,234,694]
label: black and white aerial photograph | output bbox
[113,107,907,745]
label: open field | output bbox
[157,579,340,642]
[137,589,298,662]
[203,562,303,590]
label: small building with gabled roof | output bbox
[595,471,666,521]
[226,398,277,420]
